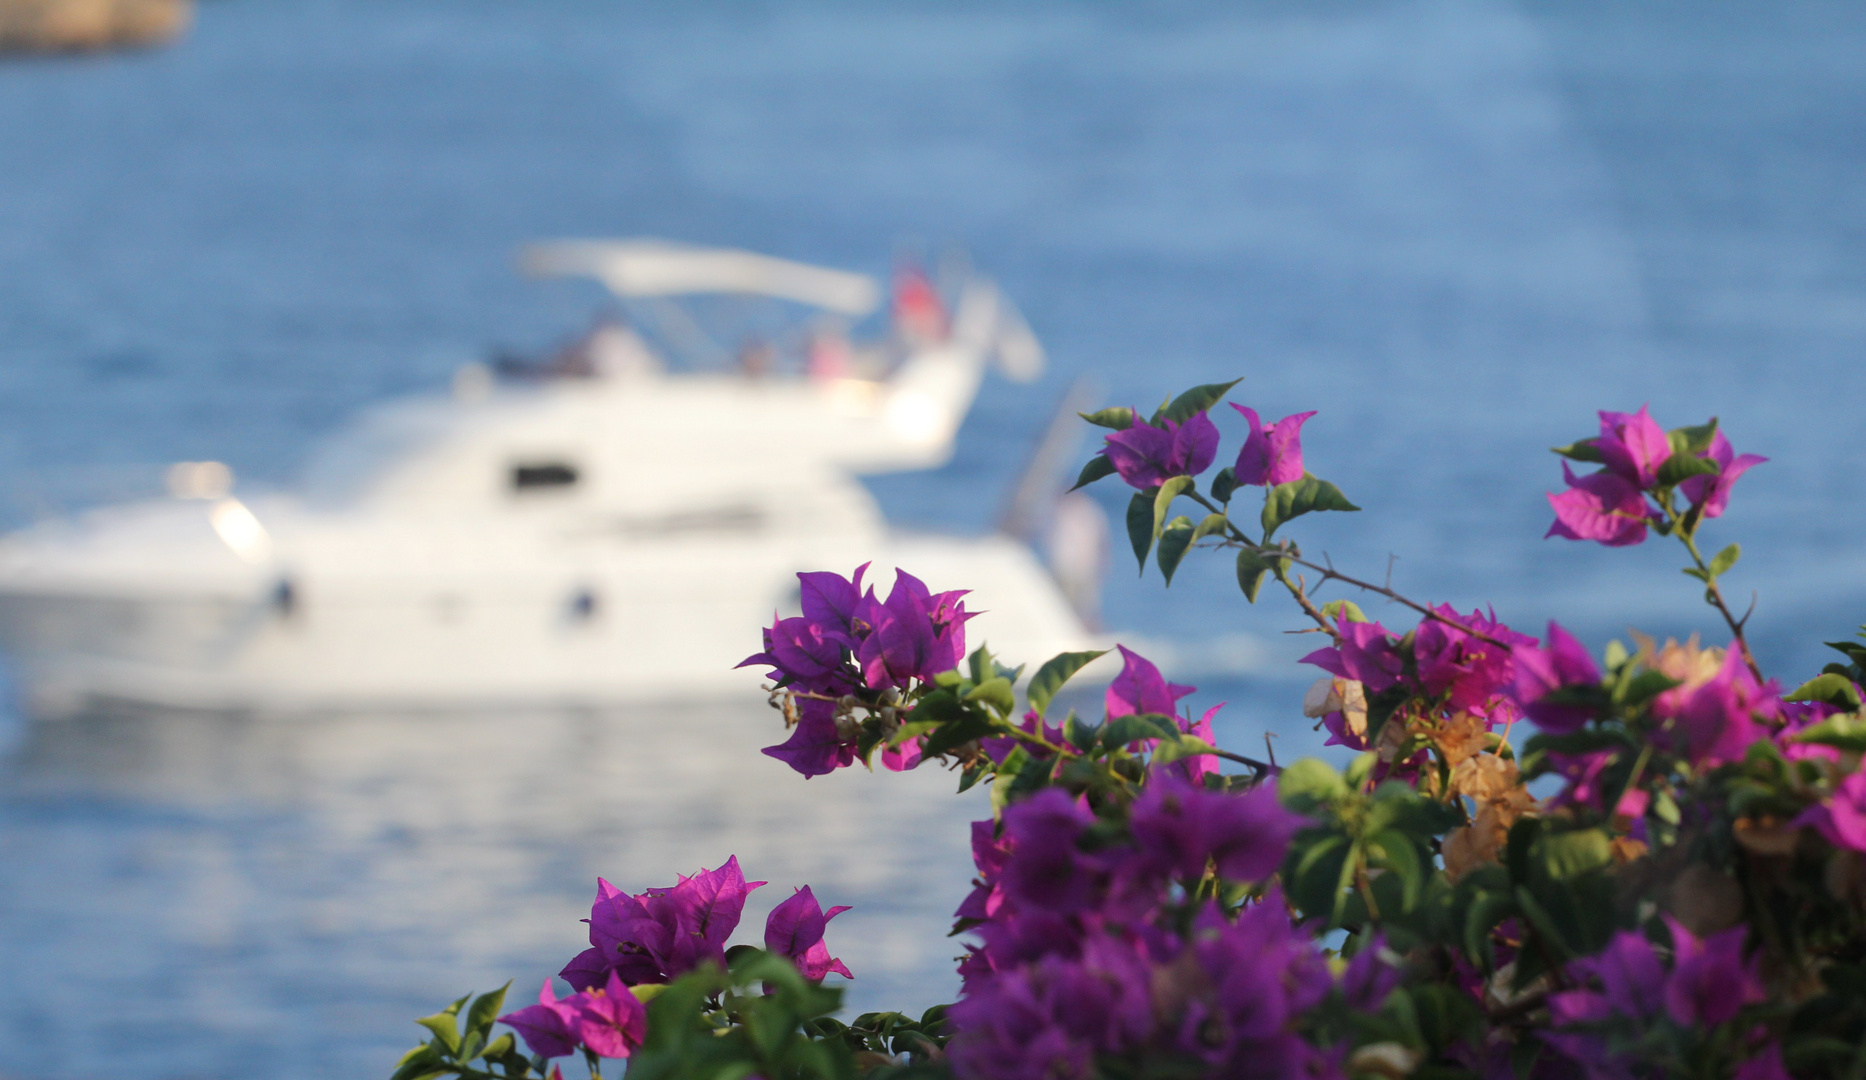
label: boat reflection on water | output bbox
[1,697,992,1080]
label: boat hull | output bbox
[0,532,1103,719]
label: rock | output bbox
[0,0,190,54]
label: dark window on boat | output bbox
[512,462,579,491]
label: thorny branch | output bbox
[766,685,1278,777]
[1185,491,1519,650]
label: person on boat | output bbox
[805,319,853,381]
[737,338,776,378]
[891,260,948,348]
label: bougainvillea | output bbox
[394,381,1866,1080]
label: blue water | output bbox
[4,2,1866,1077]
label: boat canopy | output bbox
[520,240,882,316]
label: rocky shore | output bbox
[0,0,189,53]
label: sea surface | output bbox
[3,2,1866,1077]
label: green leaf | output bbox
[415,1013,462,1056]
[1126,491,1154,573]
[1027,650,1108,718]
[1535,829,1613,884]
[1069,453,1117,491]
[389,1046,448,1080]
[1521,729,1633,758]
[1159,378,1243,423]
[1210,466,1238,505]
[1789,713,1866,753]
[1708,543,1740,578]
[1505,817,1542,887]
[1079,406,1135,430]
[1345,751,1378,791]
[1669,418,1719,457]
[1100,713,1180,750]
[1551,438,1604,463]
[1319,599,1369,624]
[887,719,939,748]
[478,1034,516,1065]
[1157,515,1197,585]
[1681,567,1710,583]
[1824,635,1866,664]
[1235,547,1286,603]
[1191,512,1230,544]
[1612,669,1680,708]
[1286,835,1352,920]
[965,676,1016,715]
[1277,757,1347,811]
[1786,673,1862,710]
[1063,712,1101,753]
[1462,890,1517,972]
[989,747,1029,818]
[1513,886,1571,958]
[1152,735,1220,768]
[1261,475,1360,539]
[457,1030,485,1063]
[1153,475,1195,539]
[921,712,997,758]
[1655,451,1719,487]
[1365,829,1424,910]
[465,983,510,1040]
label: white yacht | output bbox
[0,241,1104,718]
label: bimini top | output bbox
[520,239,882,316]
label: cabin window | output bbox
[512,462,579,492]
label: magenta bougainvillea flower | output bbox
[1338,936,1403,1012]
[1105,645,1194,719]
[947,938,1157,1080]
[764,886,854,981]
[760,698,856,778]
[855,570,974,691]
[1168,703,1222,786]
[1100,411,1220,490]
[1300,616,1405,694]
[498,981,583,1060]
[1549,412,1764,547]
[1734,1044,1794,1080]
[980,710,1066,766]
[744,564,975,778]
[950,886,1341,1080]
[562,858,767,990]
[1229,404,1315,487]
[1167,893,1335,1076]
[739,565,971,697]
[1795,770,1866,852]
[1127,773,1304,883]
[568,971,649,1060]
[1663,917,1766,1026]
[498,971,649,1061]
[955,819,1014,924]
[1412,605,1535,713]
[1679,430,1767,520]
[997,787,1105,914]
[1546,920,1763,1077]
[1546,462,1654,547]
[795,563,869,640]
[1651,646,1781,767]
[1512,621,1601,734]
[1542,748,1647,819]
[747,615,845,685]
[1595,406,1674,489]
[1778,700,1846,763]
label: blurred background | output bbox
[3,1,1865,1077]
